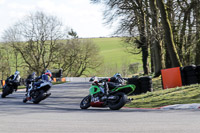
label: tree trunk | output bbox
[149,0,163,77]
[156,0,182,68]
[195,0,200,65]
[185,12,192,65]
[136,0,149,75]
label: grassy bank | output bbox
[126,84,200,108]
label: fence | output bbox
[65,77,91,82]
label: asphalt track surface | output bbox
[1,82,200,133]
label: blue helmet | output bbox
[45,70,52,77]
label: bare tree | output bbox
[56,39,102,77]
[91,0,150,75]
[195,0,200,65]
[156,0,182,67]
[0,44,11,80]
[3,11,65,75]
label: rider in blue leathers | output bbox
[26,70,52,99]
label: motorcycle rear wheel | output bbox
[108,92,127,110]
[80,95,91,109]
[33,90,44,104]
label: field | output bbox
[91,37,143,76]
[92,37,142,65]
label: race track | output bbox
[0,82,200,133]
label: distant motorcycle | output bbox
[23,80,52,104]
[1,79,19,98]
[80,77,136,110]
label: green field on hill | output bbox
[92,37,142,66]
[0,37,143,77]
[91,37,143,76]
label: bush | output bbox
[129,63,139,74]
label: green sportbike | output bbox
[80,77,136,110]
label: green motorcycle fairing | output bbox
[110,84,136,95]
[89,85,102,95]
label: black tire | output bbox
[108,92,127,110]
[127,78,139,85]
[141,85,153,93]
[183,65,196,71]
[186,76,198,85]
[1,86,11,98]
[1,93,6,98]
[32,90,45,104]
[127,78,141,95]
[185,71,196,77]
[180,70,187,86]
[196,66,200,75]
[23,98,27,103]
[131,86,141,95]
[80,95,91,109]
[139,76,152,82]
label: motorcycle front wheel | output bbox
[80,95,91,109]
[108,92,127,110]
[32,90,45,104]
[1,85,11,98]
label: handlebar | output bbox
[123,78,128,80]
[98,78,109,83]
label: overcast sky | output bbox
[0,0,114,39]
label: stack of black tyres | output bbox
[139,76,153,93]
[180,67,186,86]
[196,65,200,84]
[127,77,141,95]
[127,76,153,95]
[182,65,198,85]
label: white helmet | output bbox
[15,71,20,76]
[114,73,122,79]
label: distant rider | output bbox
[26,70,52,99]
[5,71,21,91]
[25,72,37,92]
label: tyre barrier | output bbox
[127,76,153,95]
[161,65,200,89]
[196,66,200,83]
[127,77,140,95]
[182,65,198,85]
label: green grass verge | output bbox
[126,84,200,108]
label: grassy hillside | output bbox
[92,37,142,66]
[91,37,143,76]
